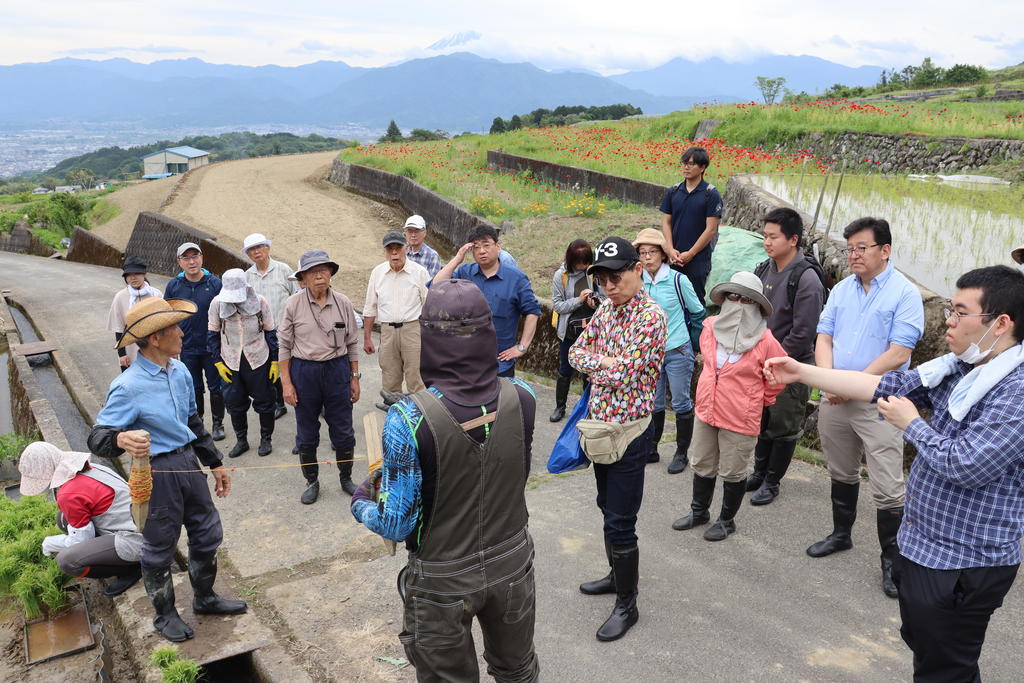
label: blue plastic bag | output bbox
[547,384,591,474]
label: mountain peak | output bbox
[427,31,482,51]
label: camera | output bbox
[333,322,346,329]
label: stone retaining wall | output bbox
[327,159,562,376]
[0,222,58,257]
[124,211,249,277]
[486,150,667,207]
[66,226,124,269]
[776,131,1024,174]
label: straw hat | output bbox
[116,297,197,349]
[1012,245,1024,265]
[709,271,773,317]
[19,442,91,496]
[632,228,670,260]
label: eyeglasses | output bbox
[681,161,700,168]
[472,241,497,251]
[943,308,994,324]
[725,293,757,305]
[840,244,880,257]
[592,269,632,287]
[637,248,662,257]
[178,253,202,262]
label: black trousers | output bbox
[593,423,653,548]
[895,556,1019,682]
[223,355,275,416]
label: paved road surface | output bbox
[3,251,1022,681]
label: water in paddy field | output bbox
[756,174,1024,297]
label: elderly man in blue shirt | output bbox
[432,225,541,378]
[809,217,924,599]
[766,264,1024,683]
[88,297,245,643]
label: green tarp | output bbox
[703,226,766,308]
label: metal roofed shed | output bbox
[141,146,210,177]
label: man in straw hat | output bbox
[19,441,143,597]
[88,297,245,642]
[107,255,161,371]
[209,268,278,459]
[569,236,666,642]
[243,232,297,418]
[351,278,540,682]
[278,249,361,504]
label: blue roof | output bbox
[141,146,209,160]
[142,173,174,179]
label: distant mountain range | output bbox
[0,52,882,134]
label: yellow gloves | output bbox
[268,360,280,383]
[214,361,233,384]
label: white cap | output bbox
[176,242,202,258]
[403,215,426,230]
[243,233,271,253]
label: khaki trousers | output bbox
[818,399,905,509]
[690,417,757,483]
[380,321,425,394]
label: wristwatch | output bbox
[351,372,362,378]
[516,344,527,353]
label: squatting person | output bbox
[570,236,666,642]
[764,265,1024,682]
[88,297,245,642]
[351,279,540,682]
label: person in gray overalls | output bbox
[351,279,540,682]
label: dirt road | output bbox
[163,151,400,298]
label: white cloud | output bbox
[1,0,1022,70]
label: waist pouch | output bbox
[577,415,650,465]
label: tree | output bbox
[911,57,945,88]
[508,115,523,131]
[65,168,96,189]
[39,176,58,191]
[755,76,787,104]
[944,64,987,85]
[379,120,403,143]
[489,117,507,134]
[408,128,447,141]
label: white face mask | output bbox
[955,320,998,364]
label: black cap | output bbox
[121,256,148,277]
[382,231,407,247]
[588,236,639,274]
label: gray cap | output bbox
[176,242,202,258]
[382,231,407,247]
[292,249,339,280]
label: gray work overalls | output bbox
[399,379,540,683]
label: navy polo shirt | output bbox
[659,179,723,273]
[445,263,542,374]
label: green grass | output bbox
[86,197,120,226]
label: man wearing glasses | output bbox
[432,225,540,378]
[765,265,1024,681]
[808,218,924,599]
[569,236,666,642]
[659,146,723,304]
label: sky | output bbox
[2,0,1023,73]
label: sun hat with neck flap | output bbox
[709,271,773,317]
[18,442,91,496]
[116,297,197,349]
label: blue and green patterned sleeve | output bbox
[351,396,425,541]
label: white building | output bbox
[141,146,210,178]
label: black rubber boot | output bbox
[142,565,194,642]
[666,411,693,474]
[336,448,357,496]
[550,375,571,422]
[226,413,249,458]
[704,481,746,541]
[195,393,205,422]
[751,439,797,506]
[878,507,903,599]
[672,473,716,530]
[647,410,665,464]
[103,565,142,596]
[579,538,615,595]
[189,550,247,615]
[596,546,639,642]
[210,392,226,441]
[807,480,860,557]
[298,450,319,504]
[274,380,287,419]
[257,411,274,457]
[745,438,773,491]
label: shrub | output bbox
[0,431,37,459]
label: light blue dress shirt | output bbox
[817,262,924,371]
[95,354,197,454]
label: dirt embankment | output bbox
[91,175,178,249]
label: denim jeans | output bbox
[654,344,694,414]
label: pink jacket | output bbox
[695,316,787,436]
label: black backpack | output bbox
[754,251,832,310]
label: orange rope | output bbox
[149,454,370,473]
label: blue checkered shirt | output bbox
[875,363,1024,569]
[407,244,442,277]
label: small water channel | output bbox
[756,174,1024,297]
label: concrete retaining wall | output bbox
[486,150,668,207]
[0,222,58,257]
[124,211,249,277]
[66,226,124,269]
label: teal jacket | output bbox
[642,264,705,350]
